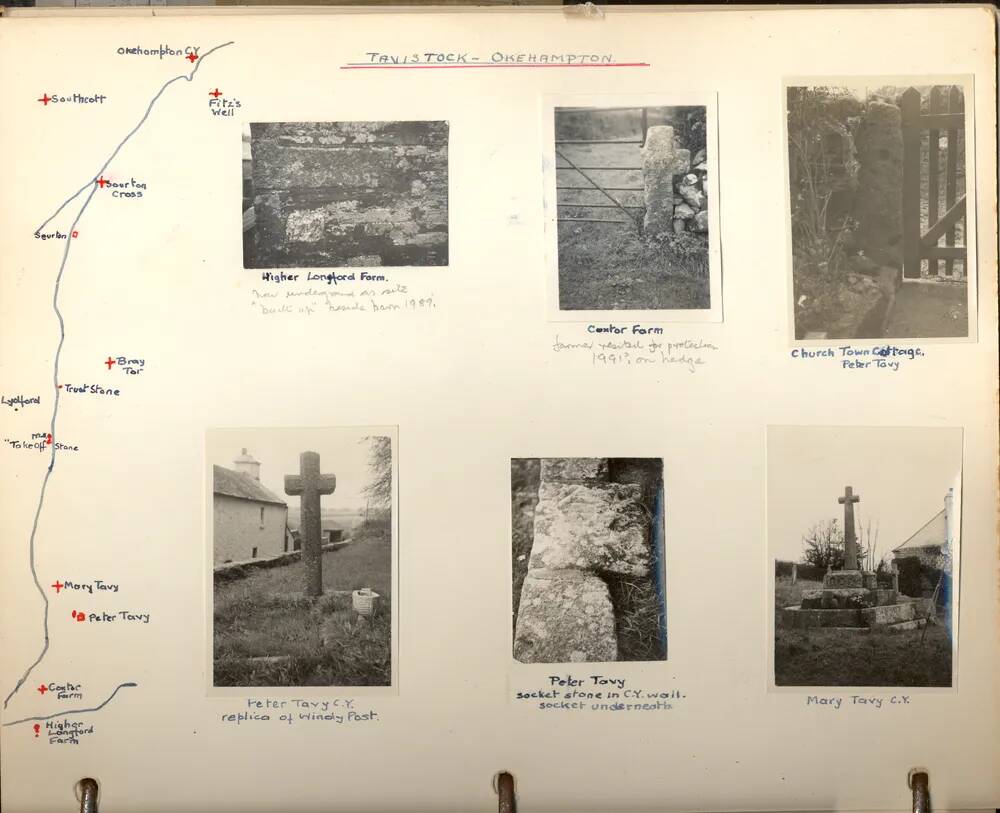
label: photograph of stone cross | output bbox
[551,102,717,313]
[769,425,960,688]
[209,427,395,689]
[511,458,667,663]
[786,80,973,341]
[285,451,337,598]
[838,485,861,570]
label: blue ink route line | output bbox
[3,41,234,713]
[2,682,138,727]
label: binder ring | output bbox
[495,771,515,813]
[77,778,99,813]
[909,770,930,813]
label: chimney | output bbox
[943,487,954,547]
[233,448,261,481]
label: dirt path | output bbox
[884,282,968,338]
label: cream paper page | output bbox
[0,7,997,812]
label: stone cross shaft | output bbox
[838,485,861,570]
[285,451,336,597]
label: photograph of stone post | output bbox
[511,458,666,663]
[209,426,395,688]
[552,105,713,312]
[242,121,448,269]
[768,425,960,688]
[785,79,974,340]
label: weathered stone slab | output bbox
[514,570,617,663]
[541,458,608,482]
[641,126,690,236]
[820,587,871,609]
[781,606,865,629]
[824,570,866,589]
[529,481,649,577]
[854,100,904,262]
[861,598,934,627]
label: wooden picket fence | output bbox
[899,85,966,281]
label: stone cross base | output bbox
[513,458,654,663]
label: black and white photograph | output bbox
[545,96,721,321]
[209,426,396,688]
[769,426,960,688]
[242,121,448,269]
[512,458,666,664]
[786,79,975,341]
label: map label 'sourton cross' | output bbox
[285,451,336,598]
[838,485,861,570]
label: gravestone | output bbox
[838,485,861,570]
[285,451,337,598]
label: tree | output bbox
[800,519,845,571]
[361,436,392,511]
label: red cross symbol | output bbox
[38,94,52,106]
[105,357,116,370]
[52,581,64,593]
[209,88,222,98]
[96,177,109,188]
[186,53,198,63]
[37,684,48,695]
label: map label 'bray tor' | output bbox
[284,451,336,597]
[838,485,861,570]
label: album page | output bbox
[0,5,997,812]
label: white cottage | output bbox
[892,489,954,570]
[213,449,289,565]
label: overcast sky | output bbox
[768,426,962,564]
[208,427,389,512]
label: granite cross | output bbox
[285,451,337,597]
[838,485,861,570]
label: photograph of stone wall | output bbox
[554,105,711,311]
[512,458,666,663]
[243,121,448,269]
[786,80,971,340]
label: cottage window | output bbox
[251,546,258,559]
[259,506,265,528]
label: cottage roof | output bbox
[213,465,287,506]
[893,508,945,552]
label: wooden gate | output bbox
[900,86,966,281]
[555,107,649,229]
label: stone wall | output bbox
[513,458,663,663]
[247,121,448,268]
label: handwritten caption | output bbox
[806,694,913,709]
[220,697,379,727]
[792,345,926,372]
[40,719,95,746]
[516,675,684,712]
[251,272,435,317]
[554,326,719,373]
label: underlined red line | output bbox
[340,62,650,70]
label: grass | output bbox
[214,528,391,687]
[606,574,667,661]
[557,222,709,311]
[774,577,952,687]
